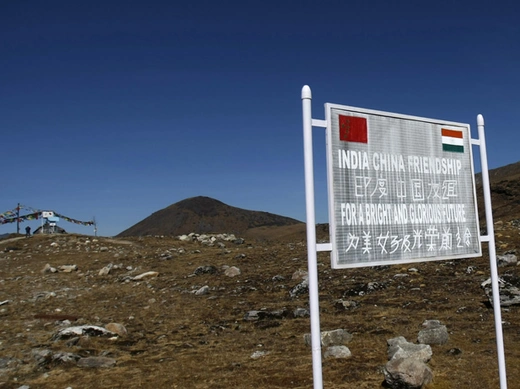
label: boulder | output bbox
[384,357,433,389]
[194,285,210,295]
[481,276,520,306]
[52,325,117,340]
[497,253,518,267]
[417,320,448,345]
[105,323,127,337]
[290,278,309,298]
[324,345,352,359]
[224,266,241,277]
[387,336,432,363]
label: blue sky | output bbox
[1,0,519,237]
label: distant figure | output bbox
[25,226,31,238]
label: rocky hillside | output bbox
[2,161,520,388]
[117,196,302,237]
[1,224,520,388]
[476,160,520,224]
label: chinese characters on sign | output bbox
[326,106,481,268]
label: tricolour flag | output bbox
[339,115,368,143]
[441,128,464,153]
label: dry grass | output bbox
[0,226,519,388]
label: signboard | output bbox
[42,211,54,218]
[326,103,481,268]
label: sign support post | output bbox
[301,85,323,389]
[301,86,507,388]
[475,114,507,389]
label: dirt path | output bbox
[0,236,26,245]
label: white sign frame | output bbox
[301,85,507,389]
[325,103,482,269]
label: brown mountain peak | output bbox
[117,196,302,237]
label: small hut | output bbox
[33,222,67,234]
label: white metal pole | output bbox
[301,85,323,389]
[477,114,507,388]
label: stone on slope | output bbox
[417,320,448,345]
[77,357,116,368]
[384,357,433,389]
[52,325,117,340]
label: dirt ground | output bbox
[1,225,520,388]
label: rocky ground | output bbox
[1,224,520,388]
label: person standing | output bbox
[25,225,31,238]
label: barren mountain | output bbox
[117,196,302,238]
[476,160,520,224]
[117,160,520,241]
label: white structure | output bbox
[301,85,506,388]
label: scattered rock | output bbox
[497,253,517,267]
[243,311,264,321]
[32,348,53,366]
[0,356,20,370]
[293,307,309,317]
[194,266,217,275]
[290,278,309,298]
[52,352,81,364]
[481,276,520,306]
[42,264,58,274]
[52,325,117,340]
[292,269,308,281]
[250,350,269,359]
[66,337,80,347]
[417,320,448,345]
[224,266,241,277]
[99,264,113,276]
[324,345,352,359]
[387,336,432,362]
[32,348,80,366]
[105,323,127,337]
[446,348,462,356]
[243,309,288,321]
[384,357,433,389]
[58,264,78,273]
[384,336,434,388]
[333,299,359,310]
[77,356,116,368]
[194,285,210,295]
[132,271,159,281]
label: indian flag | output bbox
[441,128,464,153]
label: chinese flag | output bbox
[339,115,368,143]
